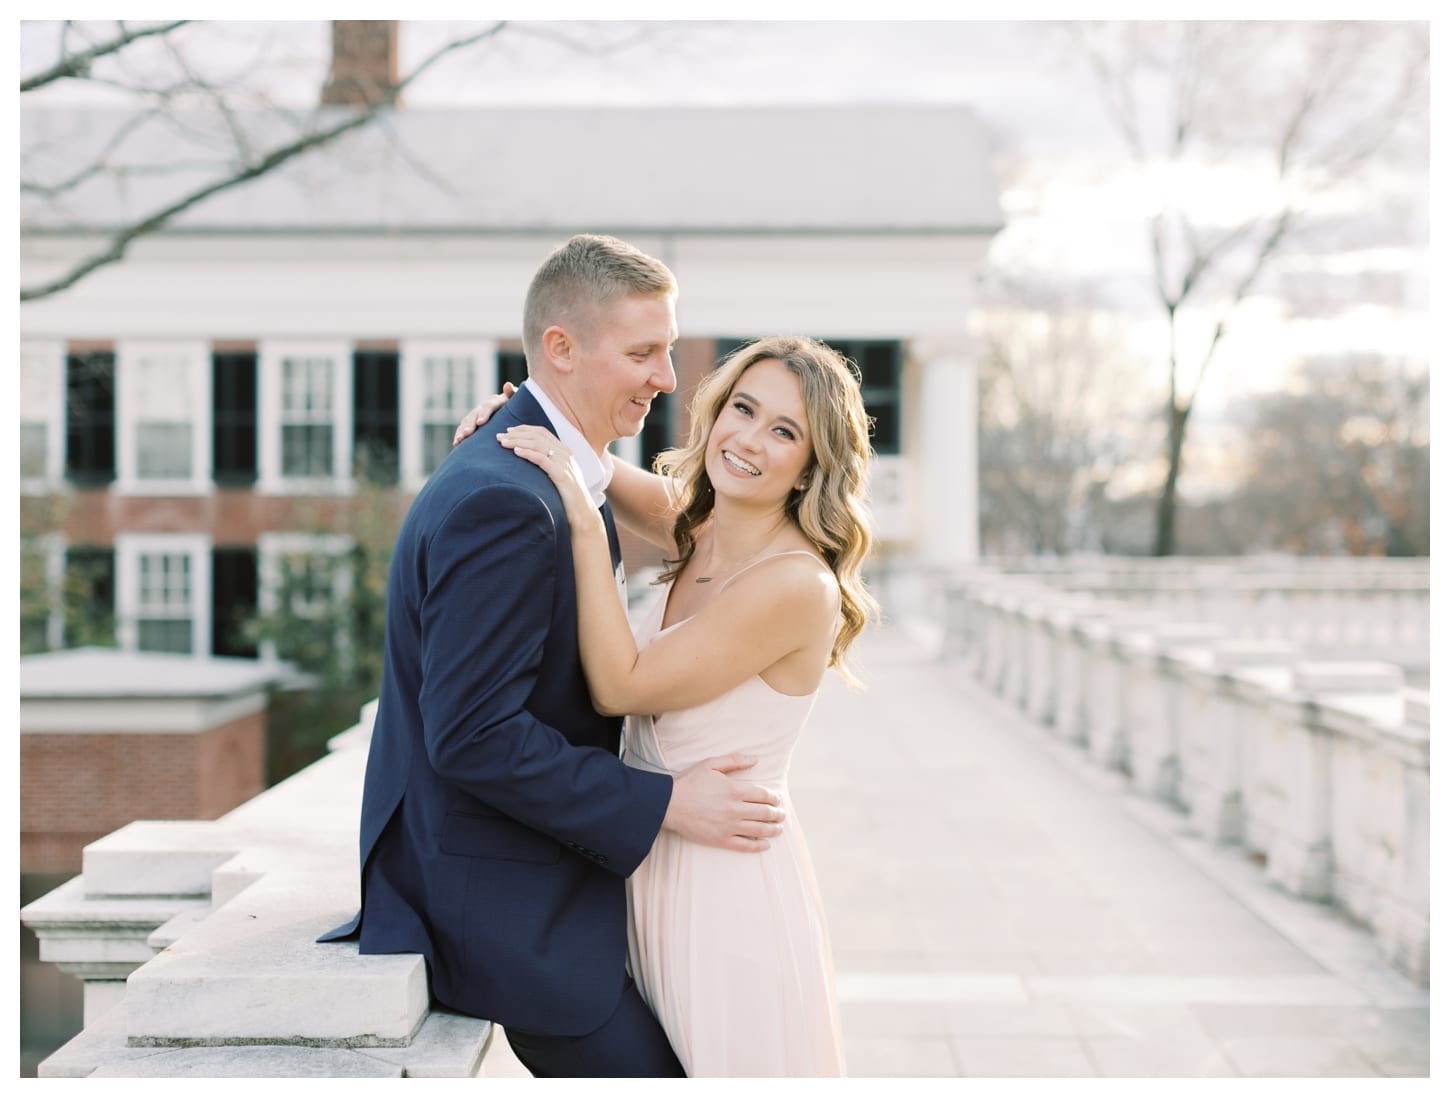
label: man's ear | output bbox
[540,325,574,373]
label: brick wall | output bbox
[20,709,267,875]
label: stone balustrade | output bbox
[978,556,1430,669]
[938,563,1430,987]
[20,704,492,1078]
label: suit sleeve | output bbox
[417,481,671,877]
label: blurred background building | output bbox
[20,22,1000,666]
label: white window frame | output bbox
[258,341,354,494]
[20,341,66,494]
[115,339,212,495]
[256,533,354,664]
[115,533,211,657]
[399,339,495,491]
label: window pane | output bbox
[282,425,334,477]
[136,421,193,479]
[422,423,454,476]
[423,355,477,415]
[21,423,47,478]
[139,552,190,610]
[138,618,193,654]
[282,356,332,416]
[131,351,194,419]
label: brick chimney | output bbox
[321,20,400,108]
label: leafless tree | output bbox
[974,277,1153,555]
[1061,20,1428,554]
[1226,354,1429,556]
[18,20,532,302]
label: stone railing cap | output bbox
[1292,661,1405,695]
[21,648,291,700]
[1208,639,1299,669]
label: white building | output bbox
[20,93,1002,657]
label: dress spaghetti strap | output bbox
[716,550,827,591]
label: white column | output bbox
[912,338,978,564]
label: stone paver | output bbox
[478,624,1430,1078]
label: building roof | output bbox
[21,105,1002,236]
[20,647,288,700]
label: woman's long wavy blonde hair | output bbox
[654,336,879,685]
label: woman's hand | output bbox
[453,382,517,446]
[498,426,602,531]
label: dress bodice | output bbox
[623,578,821,791]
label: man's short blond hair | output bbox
[523,234,677,360]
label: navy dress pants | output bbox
[502,976,684,1078]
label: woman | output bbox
[471,336,875,1076]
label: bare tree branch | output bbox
[21,21,510,302]
[20,108,163,197]
[21,20,190,92]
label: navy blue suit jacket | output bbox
[320,387,674,1037]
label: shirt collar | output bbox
[522,379,612,507]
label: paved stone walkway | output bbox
[483,623,1430,1078]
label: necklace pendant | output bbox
[695,576,712,583]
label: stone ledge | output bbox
[22,876,209,965]
[124,863,427,1047]
[40,996,490,1078]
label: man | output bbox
[321,235,783,1077]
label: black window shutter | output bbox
[353,350,400,484]
[65,352,116,484]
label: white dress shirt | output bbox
[521,379,629,607]
[522,379,612,509]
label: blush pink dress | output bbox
[623,554,847,1077]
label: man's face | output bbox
[567,292,678,452]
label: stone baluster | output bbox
[1256,661,1405,903]
[1174,639,1299,843]
[1049,601,1126,747]
[1369,689,1429,985]
[1025,587,1079,720]
[1118,622,1229,803]
[977,588,1011,693]
[1080,608,1165,773]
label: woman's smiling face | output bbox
[705,358,813,507]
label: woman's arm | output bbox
[604,455,676,551]
[499,426,837,716]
